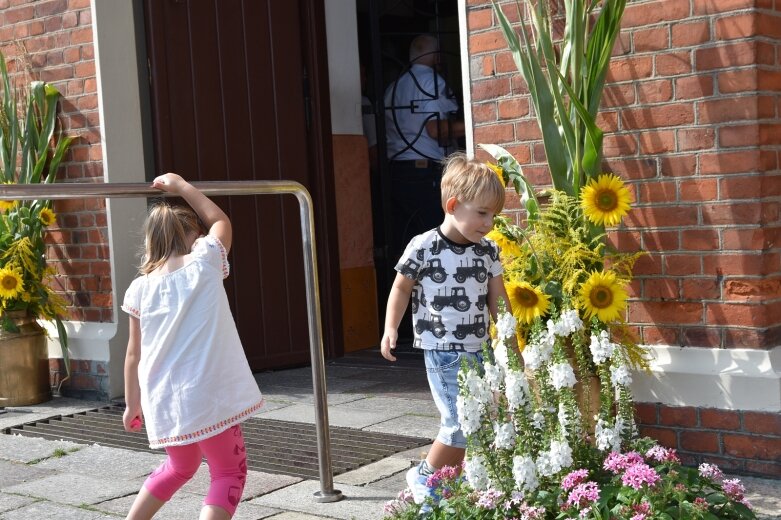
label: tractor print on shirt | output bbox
[415,313,447,338]
[399,258,420,279]
[475,293,487,311]
[411,288,420,314]
[425,258,447,283]
[471,242,495,258]
[430,287,471,312]
[454,258,487,283]
[453,315,486,340]
[430,238,466,256]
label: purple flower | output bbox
[476,488,503,510]
[722,478,746,502]
[518,504,546,519]
[565,481,601,509]
[698,462,724,482]
[630,514,647,520]
[561,469,589,491]
[621,463,661,490]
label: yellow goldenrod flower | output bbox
[578,270,628,323]
[580,173,632,227]
[0,267,24,300]
[487,162,505,187]
[506,280,550,324]
[486,228,521,259]
[0,199,15,213]
[39,207,56,226]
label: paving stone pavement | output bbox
[0,352,779,519]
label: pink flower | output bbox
[722,478,746,502]
[621,463,660,490]
[698,462,724,482]
[518,504,546,519]
[565,481,601,509]
[632,501,651,514]
[630,514,646,520]
[561,469,589,491]
[603,451,644,473]
[645,445,680,463]
[693,497,709,511]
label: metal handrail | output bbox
[0,180,343,503]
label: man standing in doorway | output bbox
[384,34,465,264]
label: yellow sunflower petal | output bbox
[39,207,57,227]
[487,162,506,187]
[578,270,628,323]
[506,280,550,324]
[580,173,632,227]
[0,267,24,300]
[486,228,522,259]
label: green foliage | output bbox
[0,50,72,387]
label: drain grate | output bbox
[2,405,429,479]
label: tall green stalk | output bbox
[485,0,627,197]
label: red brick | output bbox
[696,41,772,71]
[622,105,694,130]
[638,130,675,154]
[472,102,497,124]
[602,133,637,157]
[682,229,719,251]
[677,128,715,151]
[701,203,761,226]
[474,123,514,144]
[758,71,781,92]
[514,120,541,141]
[494,52,516,74]
[35,0,67,16]
[633,27,669,53]
[723,434,781,461]
[745,460,781,479]
[634,403,658,425]
[5,5,33,23]
[660,406,699,427]
[719,123,759,148]
[637,79,672,104]
[633,252,663,276]
[715,13,759,40]
[472,77,511,101]
[724,279,781,302]
[671,21,711,48]
[470,29,507,54]
[722,228,773,250]
[693,0,756,14]
[69,26,92,44]
[644,278,679,299]
[603,83,635,108]
[679,179,717,202]
[607,56,653,82]
[720,175,763,200]
[706,302,769,327]
[655,51,693,76]
[674,75,714,100]
[718,69,758,94]
[629,301,703,325]
[700,409,741,430]
[636,181,676,204]
[638,426,678,448]
[625,206,698,228]
[680,431,721,453]
[497,98,528,120]
[682,278,721,300]
[698,97,767,124]
[681,327,722,347]
[622,1,689,28]
[700,150,762,174]
[468,8,493,31]
[743,412,781,435]
[724,327,781,349]
[663,254,703,276]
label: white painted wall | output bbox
[324,0,363,136]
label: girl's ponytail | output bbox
[139,202,201,274]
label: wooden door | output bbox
[143,0,341,370]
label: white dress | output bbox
[122,235,264,449]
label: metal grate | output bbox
[3,405,429,479]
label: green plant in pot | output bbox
[0,50,73,405]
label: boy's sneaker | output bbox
[406,461,438,512]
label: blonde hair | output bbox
[440,153,505,214]
[139,202,202,274]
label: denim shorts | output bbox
[424,349,483,449]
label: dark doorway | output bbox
[356,0,464,349]
[142,0,342,370]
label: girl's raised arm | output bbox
[151,173,233,253]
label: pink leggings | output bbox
[144,424,247,517]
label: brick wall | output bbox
[1,0,111,326]
[468,0,781,349]
[468,0,781,477]
[636,403,781,477]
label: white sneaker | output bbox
[405,462,437,506]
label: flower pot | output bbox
[0,312,52,407]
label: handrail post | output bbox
[0,181,343,502]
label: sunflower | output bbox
[506,280,550,324]
[0,199,15,213]
[39,207,56,227]
[0,267,24,300]
[487,162,506,187]
[580,173,632,227]
[486,228,521,259]
[578,270,628,323]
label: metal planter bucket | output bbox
[0,313,52,407]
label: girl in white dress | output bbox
[122,173,264,520]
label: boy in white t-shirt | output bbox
[380,153,510,510]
